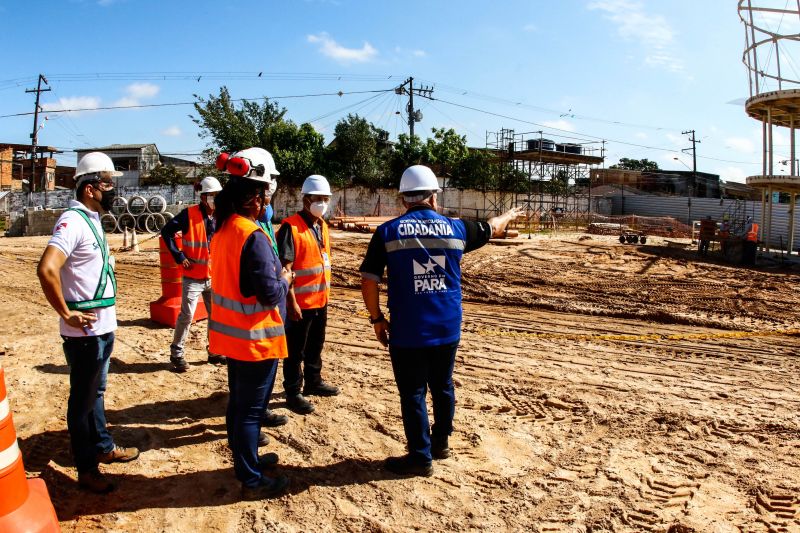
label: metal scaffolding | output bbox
[484,128,605,232]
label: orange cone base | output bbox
[0,478,60,533]
[149,296,208,328]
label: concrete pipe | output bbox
[147,195,167,213]
[127,195,147,216]
[145,213,166,233]
[110,197,128,216]
[136,213,150,233]
[100,214,118,233]
[117,213,136,231]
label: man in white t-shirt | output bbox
[37,152,139,494]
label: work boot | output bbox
[384,455,433,477]
[170,355,189,373]
[207,354,227,366]
[258,431,270,447]
[431,435,450,460]
[258,452,279,469]
[302,381,340,397]
[286,394,315,415]
[78,469,115,494]
[241,475,289,500]
[262,409,289,427]
[97,445,140,464]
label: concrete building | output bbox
[0,143,60,191]
[75,144,161,187]
[590,168,721,198]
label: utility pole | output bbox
[395,77,433,138]
[26,74,51,202]
[682,129,700,231]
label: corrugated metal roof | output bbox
[76,144,159,152]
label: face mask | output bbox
[99,188,116,213]
[309,201,328,218]
[205,196,215,209]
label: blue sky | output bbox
[1,0,799,182]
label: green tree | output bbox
[387,133,430,186]
[326,114,385,188]
[191,87,287,152]
[426,128,469,179]
[544,169,571,196]
[270,122,325,187]
[610,158,660,171]
[451,149,498,190]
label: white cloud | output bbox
[126,82,160,99]
[412,49,427,57]
[725,137,755,154]
[41,96,101,115]
[588,0,683,73]
[542,119,575,132]
[113,82,160,107]
[522,23,537,32]
[161,126,182,137]
[307,32,378,63]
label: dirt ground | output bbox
[1,229,799,532]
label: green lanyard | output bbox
[64,208,117,310]
[257,220,280,256]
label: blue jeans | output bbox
[389,342,458,465]
[226,358,278,487]
[62,332,116,473]
[170,277,212,358]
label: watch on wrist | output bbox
[369,313,385,324]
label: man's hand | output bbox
[288,301,303,321]
[64,311,98,334]
[373,318,389,347]
[488,207,525,238]
[181,258,192,270]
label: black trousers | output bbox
[283,306,327,395]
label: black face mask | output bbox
[99,188,116,213]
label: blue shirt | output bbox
[360,207,491,348]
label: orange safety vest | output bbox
[181,205,211,280]
[283,213,331,310]
[208,214,287,362]
[746,223,759,242]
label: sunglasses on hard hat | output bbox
[215,152,265,178]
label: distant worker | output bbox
[161,176,224,372]
[698,215,716,257]
[209,147,292,498]
[277,174,339,415]
[359,165,523,477]
[719,214,731,257]
[742,215,759,266]
[37,152,139,494]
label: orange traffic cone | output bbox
[122,227,129,249]
[131,227,140,253]
[0,360,60,532]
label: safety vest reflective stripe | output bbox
[209,214,287,362]
[64,208,116,310]
[208,320,284,341]
[283,213,330,309]
[294,283,327,294]
[212,292,273,315]
[183,205,211,279]
[385,238,466,253]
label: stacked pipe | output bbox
[100,195,172,234]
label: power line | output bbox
[0,88,394,118]
[427,95,760,166]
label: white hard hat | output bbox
[399,165,442,194]
[75,152,122,180]
[301,174,332,196]
[198,176,222,194]
[228,147,280,179]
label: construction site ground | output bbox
[1,230,799,532]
